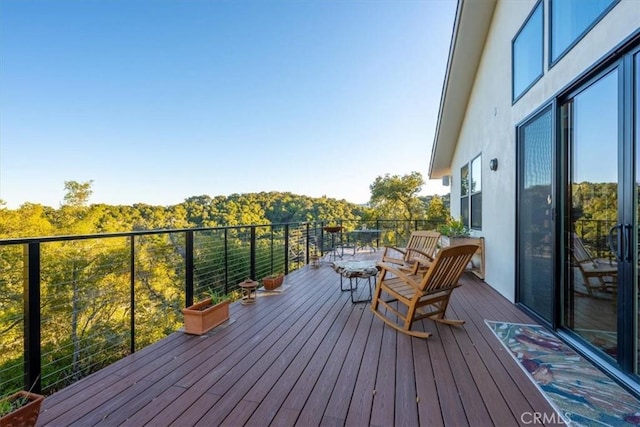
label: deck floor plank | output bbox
[344,304,384,427]
[322,305,374,423]
[446,303,520,426]
[199,279,345,426]
[412,337,445,427]
[394,333,419,427]
[38,254,566,427]
[295,302,366,426]
[244,289,352,425]
[452,277,559,418]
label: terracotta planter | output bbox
[262,274,284,290]
[182,298,230,335]
[323,226,342,233]
[0,391,44,427]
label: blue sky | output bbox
[0,0,456,208]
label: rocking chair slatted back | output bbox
[381,230,440,274]
[420,244,479,293]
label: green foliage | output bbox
[63,180,94,207]
[0,393,29,417]
[438,217,470,237]
[204,288,231,305]
[425,195,450,223]
[369,172,425,220]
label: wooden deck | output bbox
[37,253,561,426]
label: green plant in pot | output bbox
[262,273,284,290]
[182,288,231,335]
[0,390,45,427]
[438,217,470,238]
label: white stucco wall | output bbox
[448,0,640,301]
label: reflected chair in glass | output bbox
[571,233,617,297]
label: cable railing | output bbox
[0,218,440,398]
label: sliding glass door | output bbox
[517,42,640,382]
[517,107,554,322]
[561,67,620,361]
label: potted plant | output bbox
[0,390,45,427]
[438,217,470,246]
[182,289,230,335]
[438,217,485,279]
[262,273,284,290]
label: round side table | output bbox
[239,279,258,305]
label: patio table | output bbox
[348,229,381,252]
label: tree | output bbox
[63,180,94,207]
[369,172,425,220]
[425,195,449,224]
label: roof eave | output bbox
[429,0,497,179]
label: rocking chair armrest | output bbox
[382,246,407,256]
[375,261,422,290]
[406,248,435,261]
[381,246,409,266]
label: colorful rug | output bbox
[486,321,640,426]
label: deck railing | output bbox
[0,219,439,398]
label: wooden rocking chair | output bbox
[381,230,441,275]
[371,244,478,338]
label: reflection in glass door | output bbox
[517,107,553,322]
[562,69,619,359]
[635,52,640,374]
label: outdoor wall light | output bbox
[489,158,498,171]
[442,175,451,186]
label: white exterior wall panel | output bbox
[448,0,640,301]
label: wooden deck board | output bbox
[295,305,365,426]
[412,337,444,427]
[38,253,563,426]
[394,333,419,427]
[322,305,373,423]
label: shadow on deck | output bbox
[38,251,558,426]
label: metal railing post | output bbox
[305,223,310,264]
[270,225,274,273]
[24,242,41,393]
[186,231,194,307]
[250,226,256,280]
[130,236,136,353]
[224,229,229,293]
[284,224,290,274]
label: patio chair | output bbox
[571,233,617,296]
[371,244,478,339]
[381,230,440,275]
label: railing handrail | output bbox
[0,222,321,246]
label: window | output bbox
[461,164,469,226]
[550,0,617,64]
[460,155,482,230]
[512,1,544,102]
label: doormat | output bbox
[486,320,640,426]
